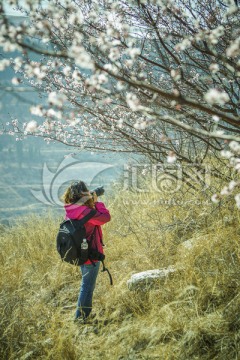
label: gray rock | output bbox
[181,239,195,250]
[127,266,176,291]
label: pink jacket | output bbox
[64,202,111,264]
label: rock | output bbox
[179,234,208,250]
[127,266,176,291]
[181,239,195,250]
[178,235,207,255]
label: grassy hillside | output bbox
[0,187,239,360]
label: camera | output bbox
[91,186,105,197]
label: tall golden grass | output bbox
[0,185,239,360]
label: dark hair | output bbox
[62,180,94,208]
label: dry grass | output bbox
[0,187,239,360]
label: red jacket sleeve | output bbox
[83,202,111,226]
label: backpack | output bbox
[56,209,98,266]
[56,209,113,284]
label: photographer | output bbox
[62,180,111,321]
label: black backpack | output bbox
[56,210,113,284]
[56,209,98,265]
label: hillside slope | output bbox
[0,190,239,360]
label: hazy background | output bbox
[0,12,128,226]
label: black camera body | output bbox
[91,186,105,197]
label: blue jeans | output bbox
[75,262,100,320]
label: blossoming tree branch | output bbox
[0,0,240,200]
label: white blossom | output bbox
[134,121,147,130]
[69,45,94,69]
[48,92,66,107]
[63,66,71,76]
[170,69,181,81]
[72,70,81,80]
[0,59,10,71]
[30,105,43,117]
[2,42,20,52]
[102,97,112,104]
[175,38,191,52]
[25,120,38,132]
[13,57,23,71]
[230,156,240,167]
[11,77,21,85]
[127,47,141,59]
[221,150,233,159]
[226,37,240,57]
[209,63,219,74]
[109,48,121,61]
[212,115,220,123]
[68,11,83,25]
[98,73,108,84]
[235,163,240,171]
[124,59,133,67]
[229,141,240,153]
[116,81,125,90]
[167,152,177,163]
[204,89,229,105]
[33,67,46,80]
[46,109,62,119]
[117,119,123,128]
[12,119,18,126]
[173,89,180,97]
[126,93,146,112]
[103,64,113,71]
[225,3,238,16]
[208,26,224,45]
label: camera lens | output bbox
[92,186,105,197]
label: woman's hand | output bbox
[92,191,98,203]
[77,191,92,205]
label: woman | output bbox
[62,180,111,321]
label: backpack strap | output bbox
[96,226,104,246]
[67,209,97,261]
[64,209,97,229]
[101,260,113,285]
[87,227,113,285]
[78,209,97,226]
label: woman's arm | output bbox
[91,202,111,225]
[82,202,111,225]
